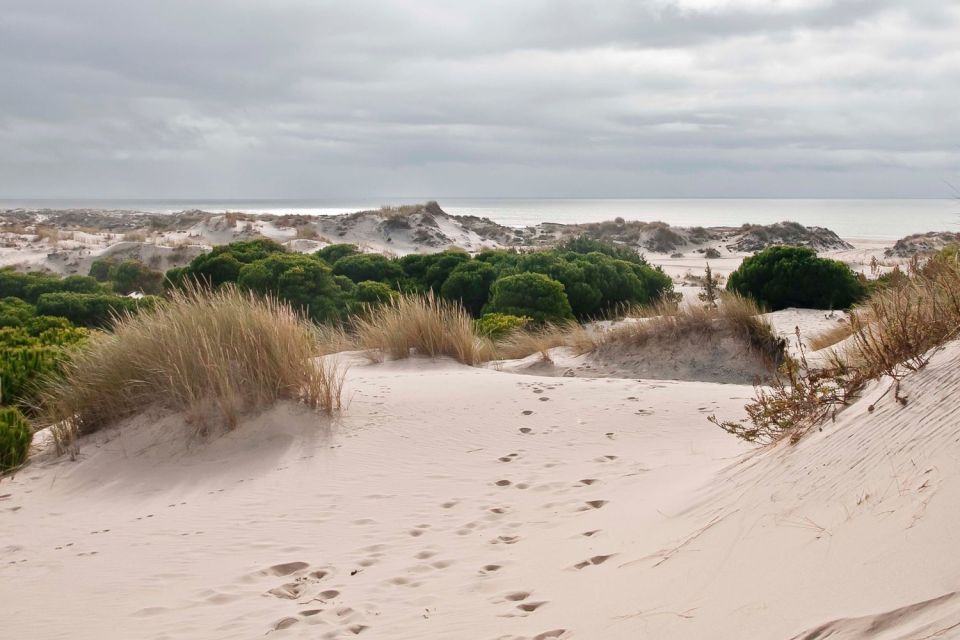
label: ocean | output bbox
[2,198,958,240]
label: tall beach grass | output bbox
[40,285,343,450]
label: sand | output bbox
[3,336,960,639]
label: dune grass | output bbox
[353,293,495,365]
[40,285,343,450]
[598,294,786,366]
[808,320,857,351]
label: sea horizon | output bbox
[2,197,957,240]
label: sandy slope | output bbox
[4,343,960,639]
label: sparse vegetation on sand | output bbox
[714,246,960,444]
[597,294,786,366]
[39,285,343,450]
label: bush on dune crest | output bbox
[714,247,960,444]
[40,285,343,450]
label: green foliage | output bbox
[556,235,648,265]
[35,292,157,328]
[354,281,396,304]
[422,251,470,292]
[332,253,405,285]
[0,297,36,327]
[726,246,865,311]
[237,253,347,322]
[315,244,360,265]
[105,259,164,295]
[440,261,498,316]
[172,239,287,288]
[484,273,574,323]
[88,257,116,282]
[0,406,31,473]
[474,313,530,339]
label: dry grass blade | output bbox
[39,284,343,451]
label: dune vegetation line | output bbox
[2,233,959,472]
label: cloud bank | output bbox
[1,0,957,197]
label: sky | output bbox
[1,0,958,199]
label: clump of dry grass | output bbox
[493,322,596,361]
[40,285,343,450]
[354,294,494,365]
[808,319,857,351]
[599,294,786,367]
[848,257,960,377]
[35,226,61,243]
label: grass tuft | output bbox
[39,284,343,450]
[598,293,786,367]
[354,293,494,365]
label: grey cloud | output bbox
[0,0,957,198]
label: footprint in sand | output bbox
[268,561,310,576]
[572,554,615,570]
[479,564,503,574]
[273,617,299,630]
[578,500,608,511]
[495,479,512,487]
[519,427,533,434]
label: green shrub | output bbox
[0,297,36,327]
[89,257,117,282]
[440,261,498,316]
[316,244,360,264]
[238,253,348,322]
[107,259,164,295]
[474,313,530,339]
[726,246,865,311]
[332,253,405,285]
[171,239,287,288]
[484,273,574,323]
[35,292,156,328]
[354,281,397,304]
[556,236,648,265]
[0,407,31,473]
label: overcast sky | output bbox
[1,0,958,199]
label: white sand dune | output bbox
[3,342,960,639]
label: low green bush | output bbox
[726,245,865,310]
[0,406,31,473]
[474,313,530,339]
[484,273,574,323]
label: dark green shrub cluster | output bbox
[0,406,31,473]
[484,273,573,323]
[0,267,158,328]
[0,315,87,408]
[726,246,865,311]
[89,257,164,295]
[167,237,674,325]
